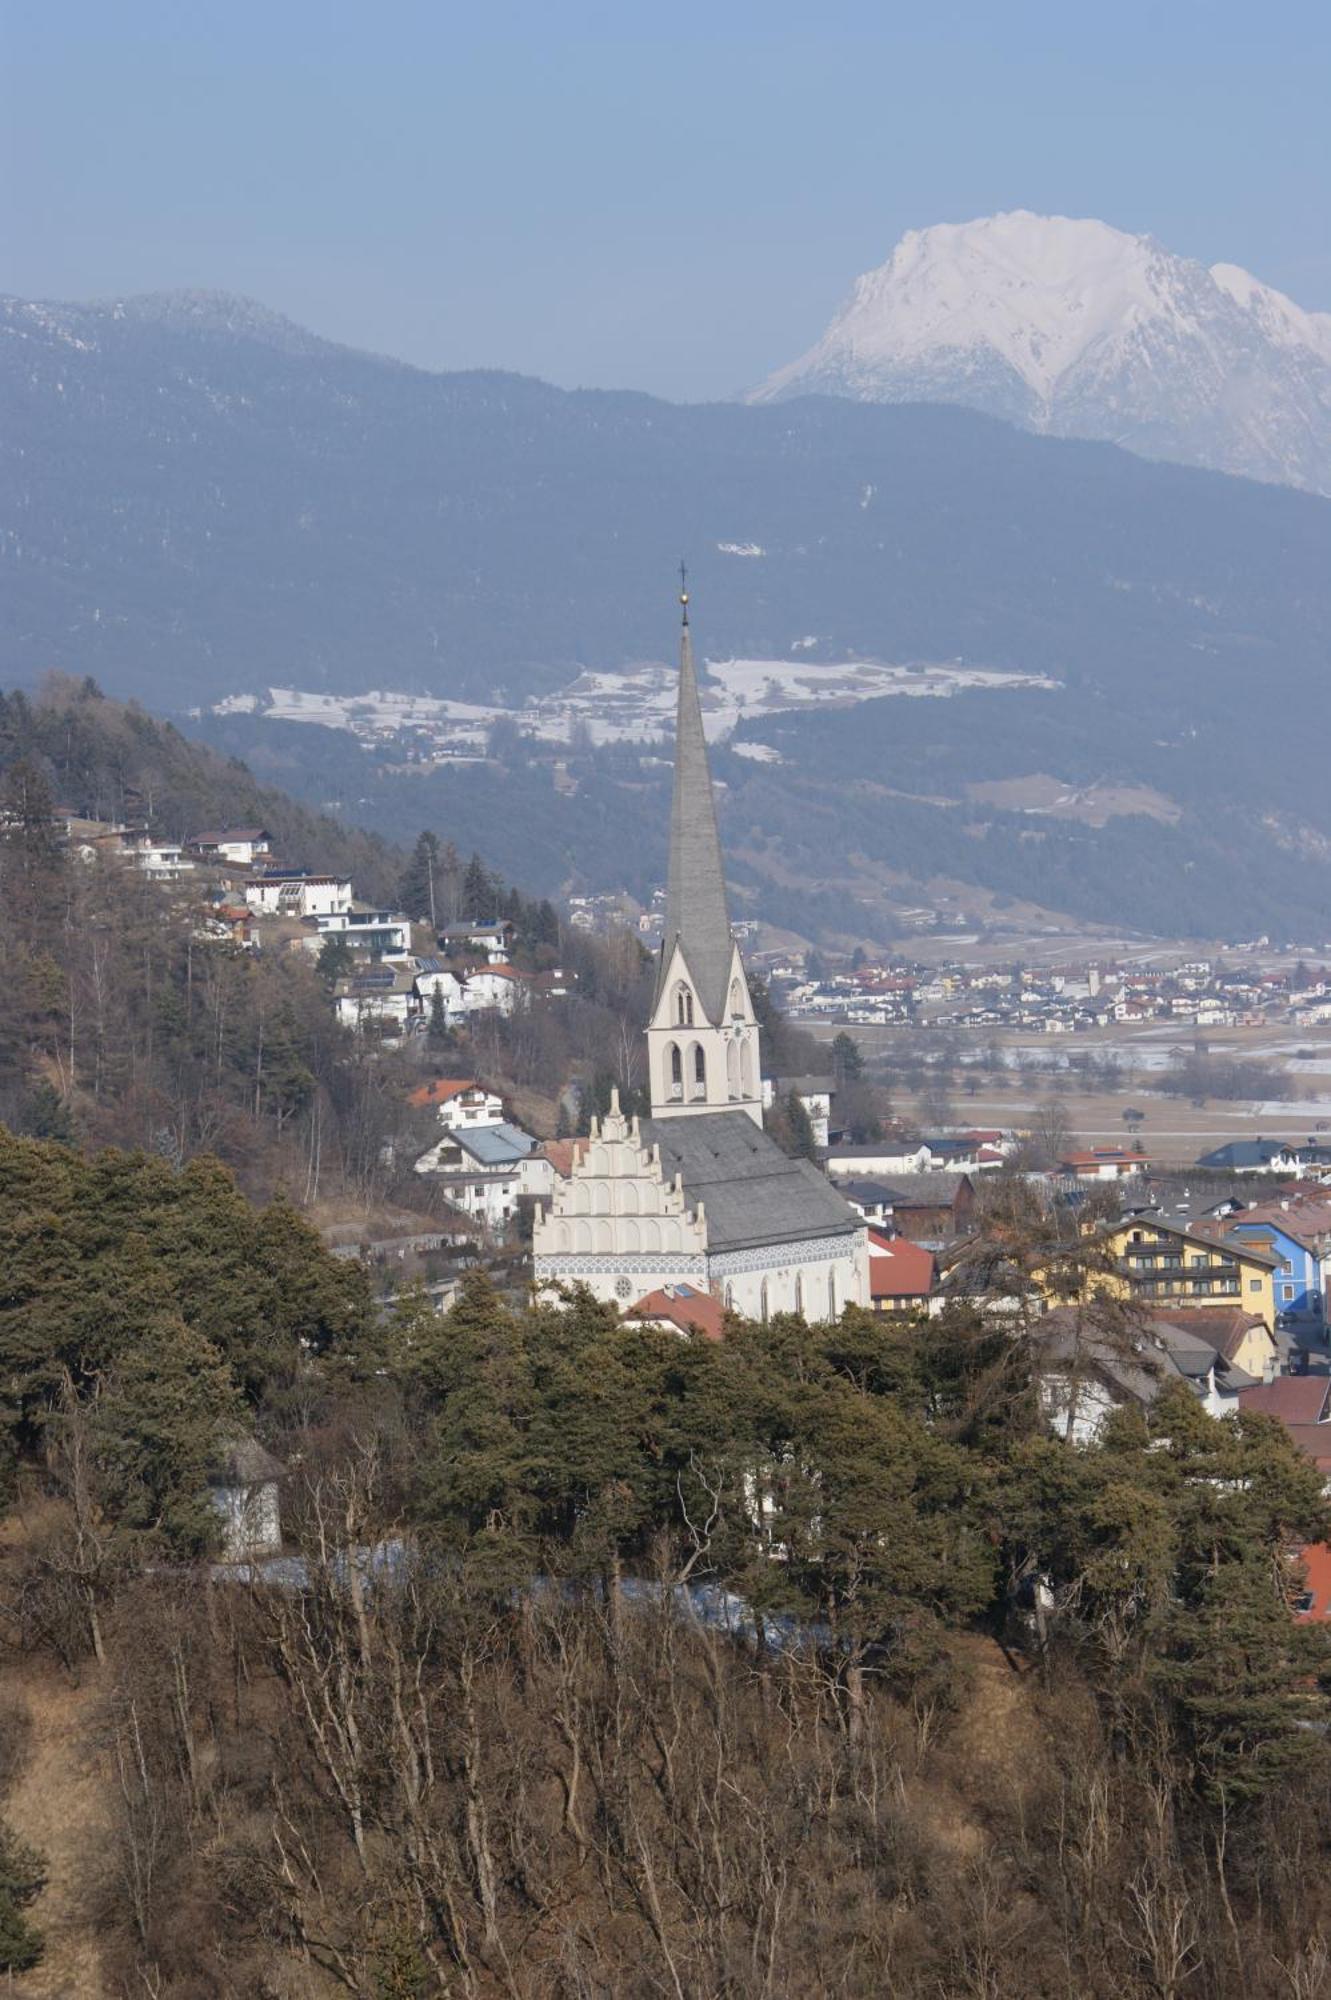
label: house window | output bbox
[1248,1279,1262,1292]
[1283,1284,1295,1301]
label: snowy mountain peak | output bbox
[751,213,1331,494]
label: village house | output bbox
[414,1120,552,1231]
[623,1284,726,1341]
[1097,1216,1279,1328]
[408,1078,506,1129]
[314,907,414,956]
[1059,1146,1151,1182]
[1031,1306,1254,1447]
[1147,1304,1278,1384]
[439,920,515,964]
[190,827,273,866]
[413,958,469,1019]
[246,869,354,918]
[826,1139,935,1179]
[334,965,421,1034]
[841,1171,976,1247]
[460,964,526,1016]
[1219,1202,1331,1326]
[866,1229,937,1313]
[129,835,194,879]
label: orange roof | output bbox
[541,1138,589,1179]
[626,1286,726,1341]
[407,1077,479,1108]
[1294,1543,1331,1620]
[867,1227,936,1300]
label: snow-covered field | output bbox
[210,655,1058,751]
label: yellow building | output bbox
[1098,1217,1278,1330]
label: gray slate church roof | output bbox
[654,591,736,1025]
[642,1112,863,1255]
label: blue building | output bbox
[1224,1213,1325,1325]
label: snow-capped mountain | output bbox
[750,212,1331,494]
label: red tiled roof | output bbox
[1238,1378,1331,1425]
[1294,1542,1331,1620]
[408,1078,479,1108]
[541,1139,589,1179]
[627,1286,726,1341]
[867,1228,937,1300]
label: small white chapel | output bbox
[532,585,869,1321]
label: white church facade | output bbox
[533,585,869,1322]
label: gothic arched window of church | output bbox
[729,978,744,1018]
[691,1043,707,1098]
[668,1042,683,1098]
[674,983,694,1026]
[794,1271,804,1317]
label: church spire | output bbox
[657,571,735,1024]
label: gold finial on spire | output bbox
[678,559,689,625]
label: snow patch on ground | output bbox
[213,657,1059,752]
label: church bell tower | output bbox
[647,579,763,1126]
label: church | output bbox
[532,587,869,1321]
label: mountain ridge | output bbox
[750,211,1331,493]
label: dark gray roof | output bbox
[868,1171,973,1206]
[654,607,735,1025]
[642,1112,863,1255]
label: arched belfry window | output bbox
[691,1043,707,1100]
[674,983,694,1027]
[667,1041,683,1100]
[729,978,744,1019]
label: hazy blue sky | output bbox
[5,0,1329,399]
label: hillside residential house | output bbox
[334,966,421,1033]
[415,1119,552,1230]
[532,593,868,1321]
[413,959,469,1017]
[191,827,273,866]
[315,908,413,956]
[408,1079,506,1129]
[246,870,353,918]
[130,837,194,879]
[866,1229,937,1313]
[440,921,515,964]
[461,964,526,1016]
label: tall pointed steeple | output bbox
[657,573,735,1024]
